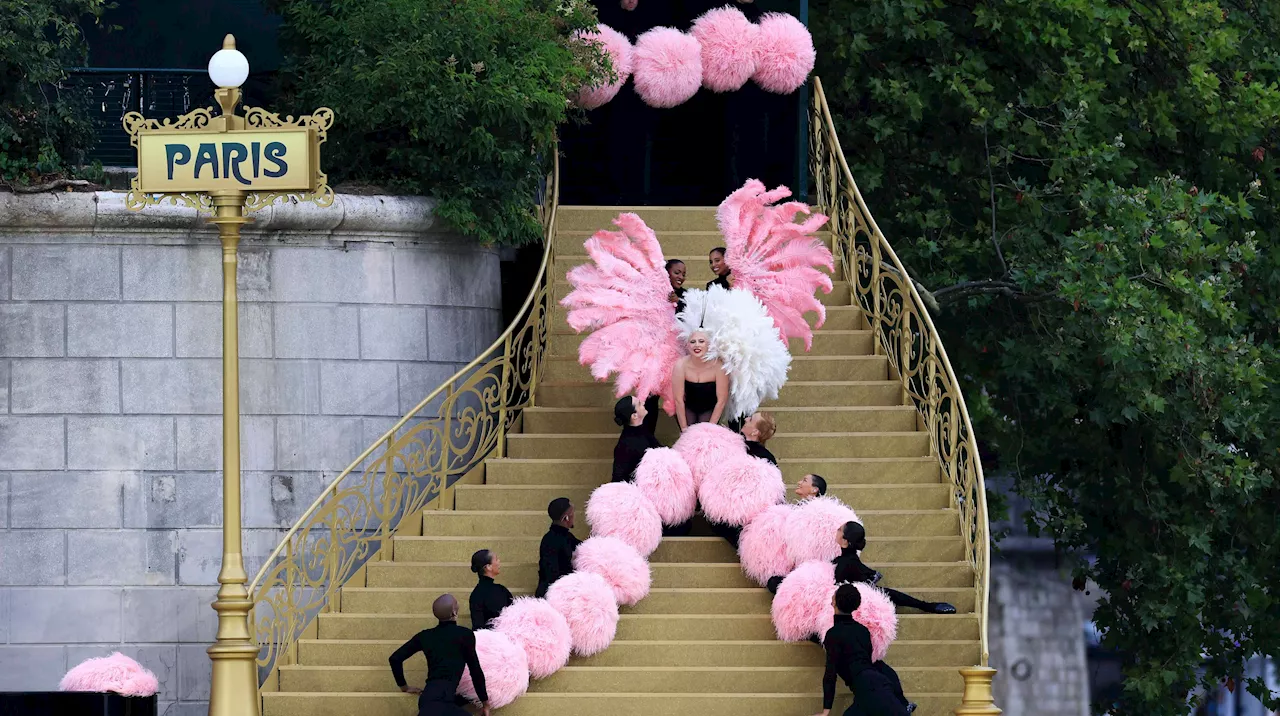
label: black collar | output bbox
[478,575,494,584]
[550,522,572,535]
[437,619,457,626]
[833,613,855,624]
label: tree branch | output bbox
[983,125,1010,278]
[8,179,96,194]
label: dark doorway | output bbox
[561,0,808,206]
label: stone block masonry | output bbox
[0,191,504,713]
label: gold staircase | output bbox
[251,77,994,716]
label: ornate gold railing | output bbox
[247,153,560,687]
[810,77,992,666]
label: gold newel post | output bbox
[123,35,335,716]
[955,666,1002,715]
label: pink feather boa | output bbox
[59,653,158,697]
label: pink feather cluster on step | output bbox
[633,27,703,108]
[737,502,796,583]
[492,597,572,679]
[545,572,620,656]
[698,453,786,527]
[574,536,652,605]
[562,213,682,410]
[752,13,816,94]
[690,7,759,92]
[58,653,159,697]
[785,495,861,565]
[457,630,529,707]
[633,447,697,524]
[585,481,663,556]
[851,583,898,662]
[573,25,633,110]
[771,560,838,642]
[672,422,745,486]
[717,180,833,350]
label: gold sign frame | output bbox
[122,104,335,213]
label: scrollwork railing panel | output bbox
[810,78,991,666]
[249,154,560,685]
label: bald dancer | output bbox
[389,594,491,716]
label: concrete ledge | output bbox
[0,191,457,244]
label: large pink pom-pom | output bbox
[492,597,572,679]
[574,536,652,606]
[751,12,815,94]
[633,27,703,108]
[771,560,837,642]
[457,630,530,707]
[691,6,759,92]
[585,481,663,556]
[738,503,796,584]
[546,572,620,656]
[851,583,898,662]
[59,653,159,697]
[698,453,786,527]
[672,422,745,486]
[633,447,697,525]
[573,25,633,110]
[785,495,861,565]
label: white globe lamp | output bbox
[208,35,249,89]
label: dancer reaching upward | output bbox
[672,330,729,429]
[613,395,662,482]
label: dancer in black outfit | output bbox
[835,521,957,614]
[535,498,582,598]
[389,594,491,716]
[706,247,732,290]
[815,584,915,716]
[468,549,513,631]
[666,259,688,314]
[612,396,662,483]
[741,411,777,465]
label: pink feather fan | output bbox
[572,25,634,110]
[633,447,697,525]
[717,180,833,350]
[771,559,837,642]
[562,213,683,412]
[492,597,573,679]
[851,583,898,662]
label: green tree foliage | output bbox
[811,0,1280,711]
[0,0,107,183]
[274,0,604,245]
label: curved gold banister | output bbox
[810,77,992,666]
[248,151,560,686]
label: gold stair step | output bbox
[547,327,868,358]
[317,613,978,643]
[339,587,976,615]
[455,483,950,512]
[295,638,979,668]
[263,691,962,716]
[552,280,853,307]
[504,431,928,459]
[391,535,965,564]
[420,510,959,538]
[277,663,962,694]
[521,404,913,434]
[485,457,941,485]
[554,229,835,256]
[363,561,973,590]
[557,206,720,232]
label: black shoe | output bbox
[870,571,884,586]
[906,703,918,714]
[931,602,957,614]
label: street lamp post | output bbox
[123,35,335,716]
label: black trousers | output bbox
[417,681,469,716]
[844,667,909,716]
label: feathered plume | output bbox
[718,180,833,350]
[678,285,791,419]
[561,213,683,411]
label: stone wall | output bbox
[0,191,504,714]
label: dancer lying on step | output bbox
[836,521,956,614]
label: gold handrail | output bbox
[247,151,560,686]
[810,77,992,666]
